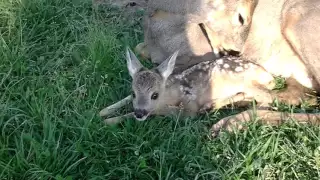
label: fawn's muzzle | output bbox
[134,109,149,120]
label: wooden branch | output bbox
[211,109,320,137]
[99,95,132,117]
[103,112,134,125]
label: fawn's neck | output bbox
[162,77,187,106]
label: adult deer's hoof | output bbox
[135,42,150,59]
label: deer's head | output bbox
[204,0,257,51]
[126,47,179,121]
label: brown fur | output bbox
[204,0,320,90]
[201,0,320,135]
[100,0,320,134]
[125,48,305,121]
[136,0,234,72]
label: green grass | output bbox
[1,0,320,179]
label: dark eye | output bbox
[132,92,136,98]
[125,2,137,8]
[129,2,136,6]
[238,13,244,25]
[151,92,159,100]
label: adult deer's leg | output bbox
[135,42,151,59]
[211,80,319,137]
[211,109,320,137]
[282,3,320,92]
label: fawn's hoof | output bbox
[210,123,222,138]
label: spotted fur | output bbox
[127,48,275,121]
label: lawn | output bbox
[1,0,320,179]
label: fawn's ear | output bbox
[156,50,179,80]
[126,47,143,77]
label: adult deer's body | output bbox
[99,0,320,136]
[136,0,320,91]
[136,0,234,72]
[133,0,320,135]
[198,0,320,91]
[196,0,320,134]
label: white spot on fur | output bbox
[180,86,184,92]
[235,66,244,72]
[223,64,230,68]
[216,59,224,64]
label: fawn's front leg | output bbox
[199,92,255,113]
[155,104,198,118]
[245,84,274,107]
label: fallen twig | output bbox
[99,95,132,117]
[103,112,134,125]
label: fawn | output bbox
[100,47,278,122]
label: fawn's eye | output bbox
[151,92,159,100]
[125,2,137,8]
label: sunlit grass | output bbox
[0,0,320,179]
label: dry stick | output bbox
[99,95,132,117]
[211,109,320,137]
[104,112,134,125]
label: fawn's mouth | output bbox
[133,109,150,121]
[135,115,148,121]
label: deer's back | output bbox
[241,0,311,81]
[172,56,261,105]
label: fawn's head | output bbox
[205,0,257,51]
[126,48,179,121]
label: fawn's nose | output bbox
[134,109,148,120]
